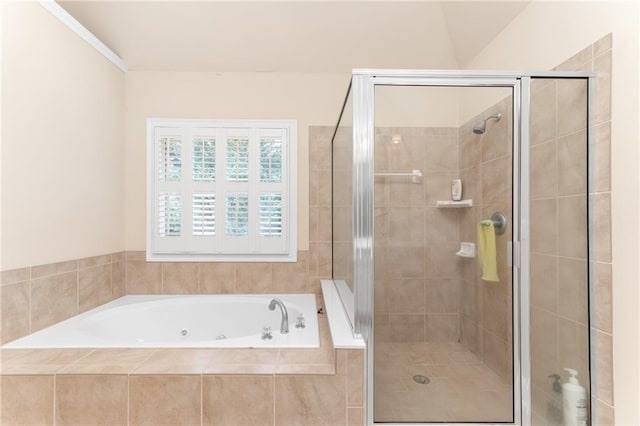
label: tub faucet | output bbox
[268,298,289,334]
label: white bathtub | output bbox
[3,295,319,349]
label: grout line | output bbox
[53,373,57,426]
[200,374,204,426]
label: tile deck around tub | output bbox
[0,317,335,376]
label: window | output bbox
[147,119,297,262]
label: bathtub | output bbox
[3,294,319,349]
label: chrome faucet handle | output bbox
[261,326,273,340]
[295,313,306,329]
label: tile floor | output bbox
[374,342,513,423]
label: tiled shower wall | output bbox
[458,95,514,382]
[527,36,613,424]
[372,127,464,343]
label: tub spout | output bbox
[268,298,289,334]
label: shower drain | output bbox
[413,375,430,385]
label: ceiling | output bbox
[59,1,530,72]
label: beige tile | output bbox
[78,254,112,269]
[530,80,556,145]
[481,100,512,163]
[593,33,612,56]
[317,205,332,241]
[557,130,587,196]
[557,79,588,137]
[555,45,592,71]
[530,254,558,313]
[317,242,333,278]
[530,140,557,199]
[31,271,78,332]
[425,242,461,278]
[79,264,112,312]
[1,281,30,344]
[204,364,276,374]
[333,242,352,281]
[348,407,364,426]
[558,319,590,384]
[198,263,235,293]
[203,375,273,425]
[594,262,612,333]
[425,314,459,342]
[0,268,29,286]
[31,259,77,279]
[594,52,612,124]
[386,247,425,279]
[317,169,332,207]
[111,261,125,298]
[558,195,588,259]
[55,375,128,425]
[461,279,480,321]
[558,258,588,324]
[459,124,480,170]
[1,375,54,425]
[59,364,139,374]
[130,375,201,425]
[389,314,424,342]
[531,307,558,367]
[424,171,458,206]
[275,375,346,425]
[309,205,319,242]
[384,128,426,172]
[592,122,611,193]
[481,155,511,204]
[424,279,459,314]
[272,257,307,293]
[235,263,272,293]
[333,208,352,243]
[592,192,612,262]
[530,199,557,255]
[126,260,162,294]
[333,170,352,207]
[459,166,481,205]
[162,263,198,294]
[596,399,615,425]
[595,330,613,405]
[348,349,365,406]
[126,250,147,261]
[482,284,511,341]
[111,252,125,263]
[309,169,319,206]
[424,128,458,172]
[425,208,459,243]
[388,279,424,314]
[482,331,512,382]
[388,179,425,207]
[1,364,67,375]
[461,316,481,355]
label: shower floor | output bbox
[374,342,512,423]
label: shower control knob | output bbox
[295,314,306,329]
[261,326,273,340]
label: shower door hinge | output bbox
[508,241,521,268]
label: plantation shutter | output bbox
[148,120,295,261]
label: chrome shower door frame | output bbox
[351,69,594,426]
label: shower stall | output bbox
[330,70,594,425]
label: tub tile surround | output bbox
[0,338,366,425]
[1,254,125,344]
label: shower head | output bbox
[472,112,502,135]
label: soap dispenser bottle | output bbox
[562,368,588,426]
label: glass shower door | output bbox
[372,84,515,423]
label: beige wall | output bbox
[124,71,351,251]
[465,2,640,423]
[1,2,126,270]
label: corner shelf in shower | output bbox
[436,199,473,208]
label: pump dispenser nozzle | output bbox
[564,368,580,384]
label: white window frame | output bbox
[146,118,297,262]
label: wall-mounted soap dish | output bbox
[456,242,476,258]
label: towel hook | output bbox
[491,212,507,235]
